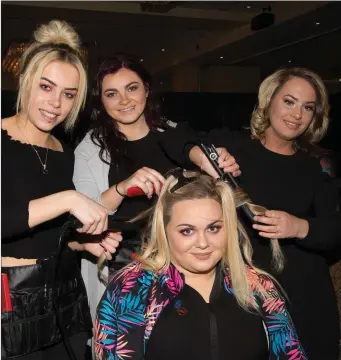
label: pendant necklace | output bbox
[16,121,50,175]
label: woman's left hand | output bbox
[253,210,309,239]
[200,147,241,178]
[69,231,123,260]
[85,231,123,260]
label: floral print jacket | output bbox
[95,262,307,360]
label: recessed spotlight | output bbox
[338,78,341,82]
[140,58,144,62]
[220,56,224,59]
[316,22,320,25]
[247,5,251,9]
[161,48,165,52]
[288,60,292,63]
[160,81,163,85]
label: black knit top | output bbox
[1,129,75,259]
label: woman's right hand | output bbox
[200,147,241,178]
[117,167,165,199]
[68,191,108,234]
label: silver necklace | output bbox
[16,121,50,175]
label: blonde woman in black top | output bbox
[1,20,121,359]
[189,68,340,359]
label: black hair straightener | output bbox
[199,143,258,222]
[67,215,139,235]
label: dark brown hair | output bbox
[90,54,166,165]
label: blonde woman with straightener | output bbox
[188,67,340,359]
[1,20,120,359]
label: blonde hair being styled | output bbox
[133,171,281,311]
[17,20,87,131]
[251,67,329,149]
[230,191,284,273]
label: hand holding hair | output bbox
[253,210,309,239]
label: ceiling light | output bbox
[338,78,341,82]
[247,5,251,9]
[288,60,292,63]
[140,58,144,62]
[161,48,165,52]
[316,22,320,25]
[220,56,224,59]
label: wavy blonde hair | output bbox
[16,20,87,131]
[134,171,280,311]
[251,67,329,149]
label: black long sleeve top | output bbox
[1,129,75,259]
[108,123,196,220]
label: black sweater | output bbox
[204,128,340,360]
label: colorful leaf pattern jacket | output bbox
[95,262,307,360]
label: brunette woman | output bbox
[73,54,240,324]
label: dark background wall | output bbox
[2,1,340,173]
[2,89,340,156]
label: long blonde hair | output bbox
[17,20,87,131]
[233,193,284,273]
[251,67,329,149]
[135,171,280,311]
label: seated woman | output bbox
[95,170,306,360]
